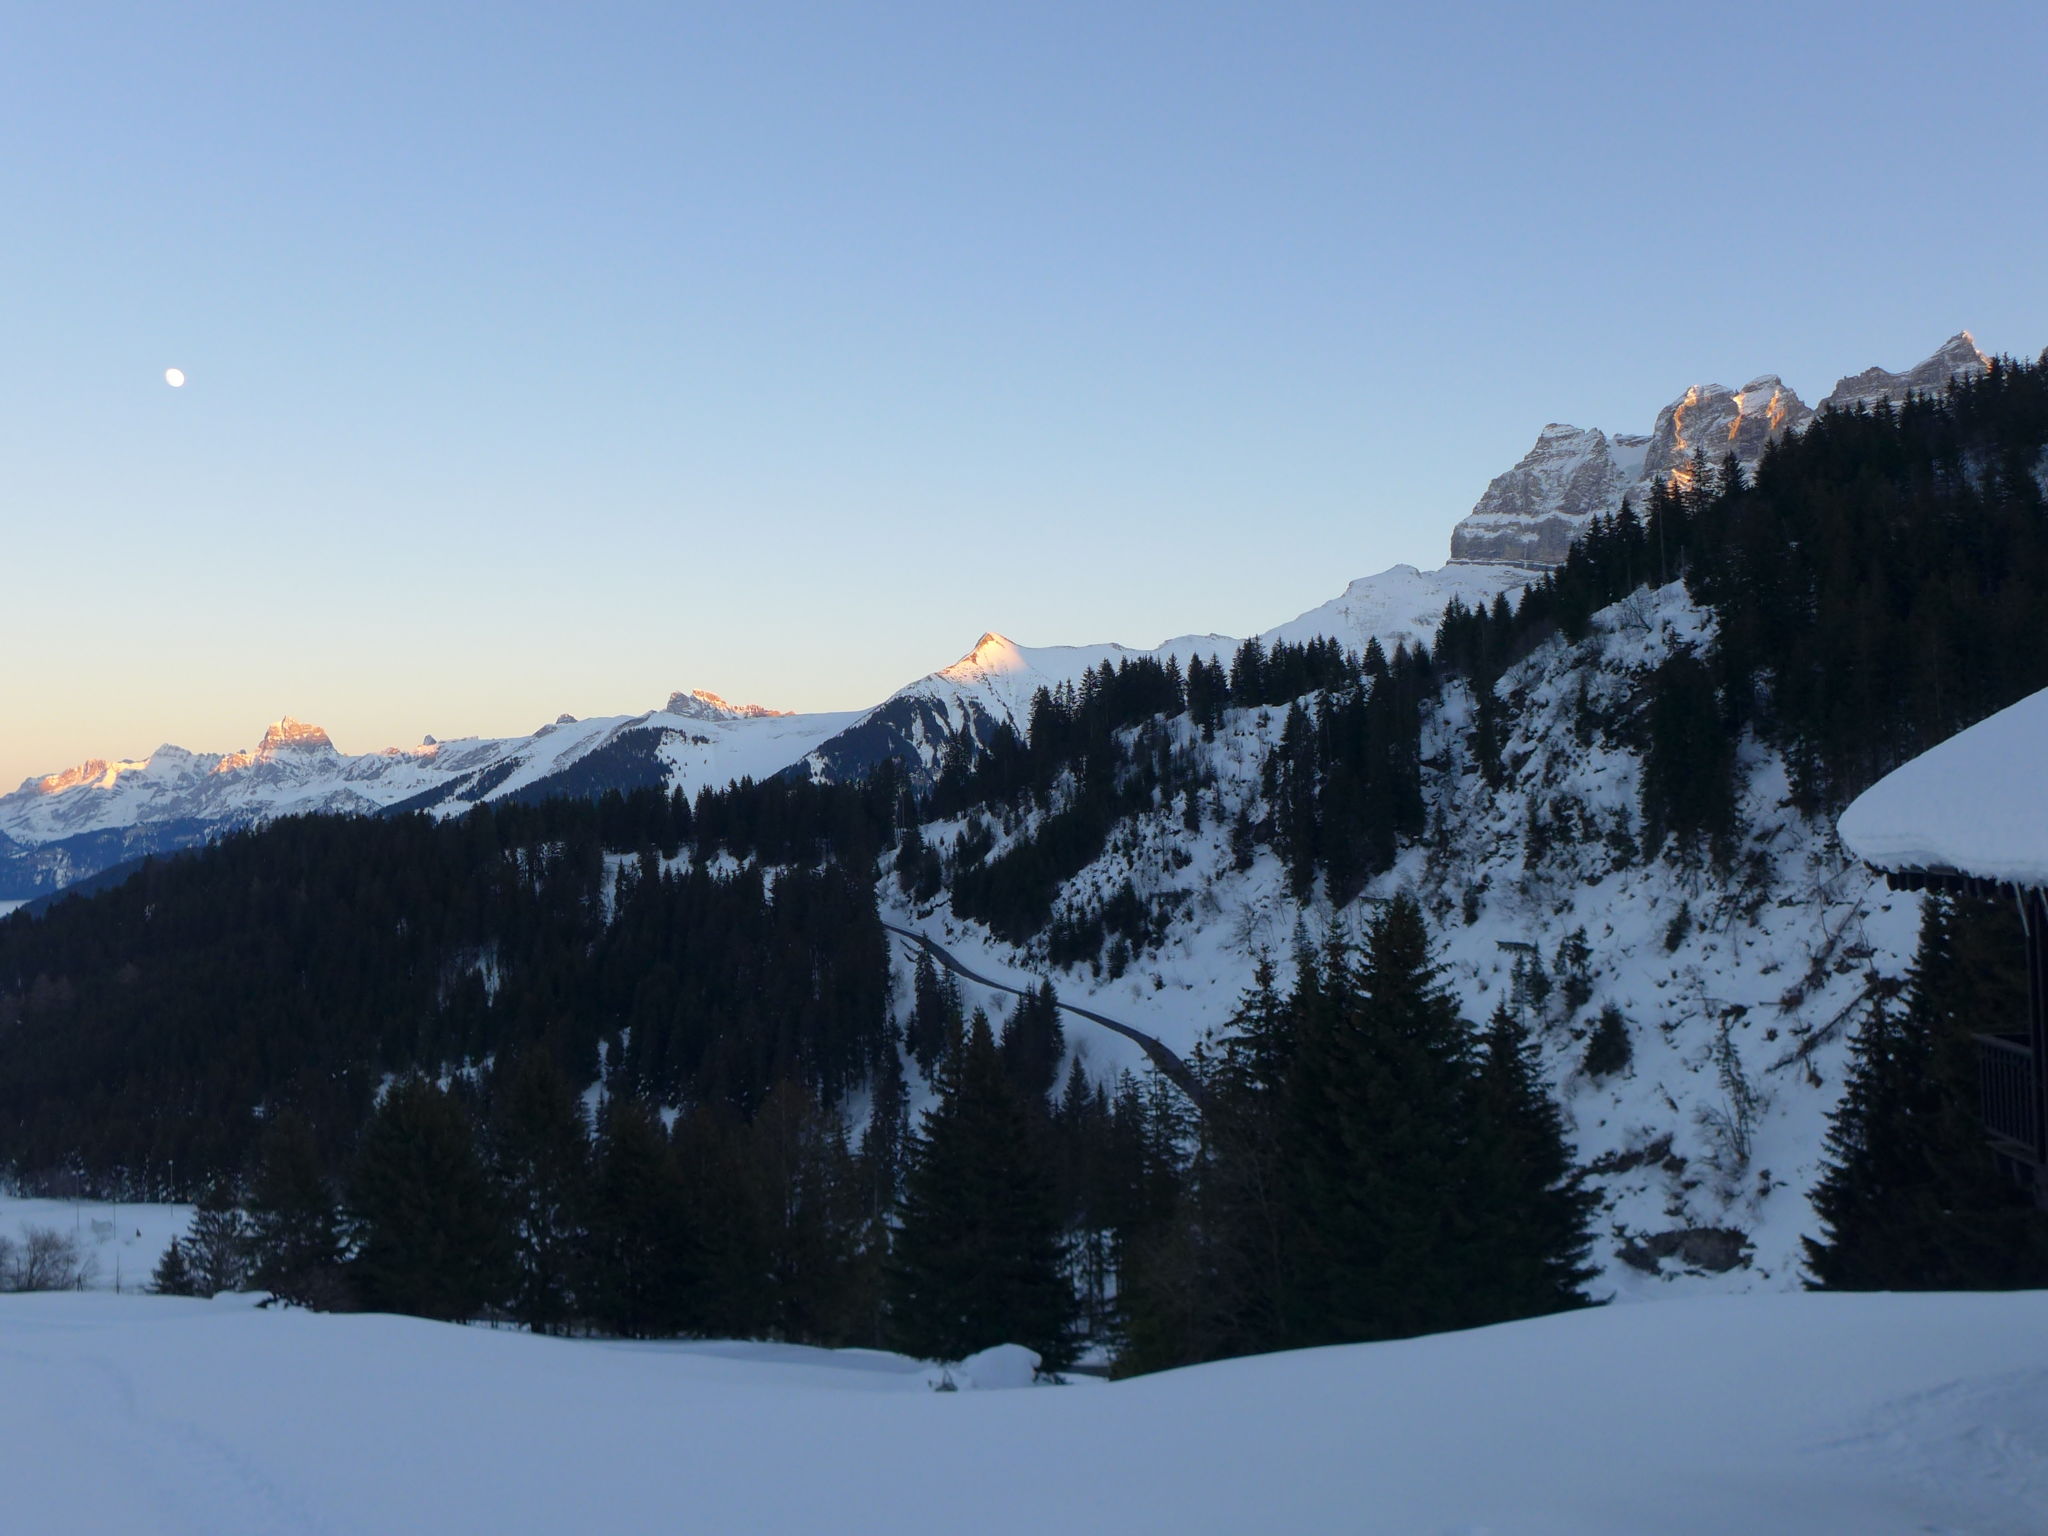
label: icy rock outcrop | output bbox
[1821,331,1989,414]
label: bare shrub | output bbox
[1,1224,98,1291]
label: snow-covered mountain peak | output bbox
[257,717,336,757]
[1447,424,1630,566]
[661,689,793,722]
[30,759,120,796]
[937,632,1032,684]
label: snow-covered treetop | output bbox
[1837,684,2048,888]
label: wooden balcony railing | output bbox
[1975,1032,2042,1162]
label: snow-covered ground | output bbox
[3,1289,2042,1534]
[885,581,1930,1300]
[0,1192,192,1293]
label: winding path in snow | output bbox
[879,921,1207,1109]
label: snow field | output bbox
[1,1289,2042,1534]
[0,1193,192,1293]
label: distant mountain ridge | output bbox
[6,331,1988,899]
[1449,333,1990,566]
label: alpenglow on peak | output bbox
[1448,332,1989,569]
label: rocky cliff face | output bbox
[1450,336,1982,568]
[1821,331,1988,413]
[1446,425,1639,567]
[1641,376,1812,485]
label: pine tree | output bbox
[905,949,960,1081]
[185,1178,253,1297]
[886,1012,1075,1370]
[348,1077,510,1322]
[488,1053,590,1334]
[151,1235,199,1297]
[585,1097,699,1338]
[998,980,1066,1108]
[1285,897,1475,1345]
[751,1078,873,1346]
[1463,1004,1599,1323]
[245,1112,348,1309]
[1805,895,2048,1288]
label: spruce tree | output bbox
[1805,895,2048,1288]
[886,1012,1075,1370]
[1463,1004,1599,1323]
[184,1178,253,1297]
[750,1078,873,1346]
[151,1235,199,1297]
[488,1053,590,1334]
[348,1077,509,1322]
[998,980,1066,1108]
[245,1112,348,1309]
[586,1097,699,1338]
[1285,897,1474,1345]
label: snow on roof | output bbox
[1837,685,2048,887]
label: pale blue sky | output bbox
[6,1,2046,786]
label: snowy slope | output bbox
[0,699,855,899]
[802,563,1527,786]
[1260,561,1527,653]
[884,581,1921,1300]
[5,1288,2044,1534]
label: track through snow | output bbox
[3,1290,2045,1534]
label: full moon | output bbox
[164,368,185,387]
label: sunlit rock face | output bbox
[1821,331,1989,414]
[1448,425,1633,567]
[662,689,792,721]
[1640,376,1813,487]
[1450,335,1984,570]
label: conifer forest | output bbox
[8,358,2048,1371]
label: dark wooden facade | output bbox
[1883,869,2048,1202]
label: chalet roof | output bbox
[1837,685,2048,889]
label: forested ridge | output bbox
[7,352,2048,1362]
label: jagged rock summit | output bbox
[1445,425,1642,568]
[1450,334,1987,568]
[1821,330,1989,414]
[662,688,793,722]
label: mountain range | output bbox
[1447,332,1989,565]
[0,332,1989,902]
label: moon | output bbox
[164,368,186,388]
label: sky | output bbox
[6,1,2047,788]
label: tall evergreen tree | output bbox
[244,1112,348,1309]
[348,1078,509,1322]
[488,1053,591,1334]
[886,1012,1075,1370]
[1805,895,2048,1288]
[1462,1004,1599,1322]
[998,980,1066,1108]
[1286,897,1475,1345]
[184,1179,253,1298]
[585,1097,698,1338]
